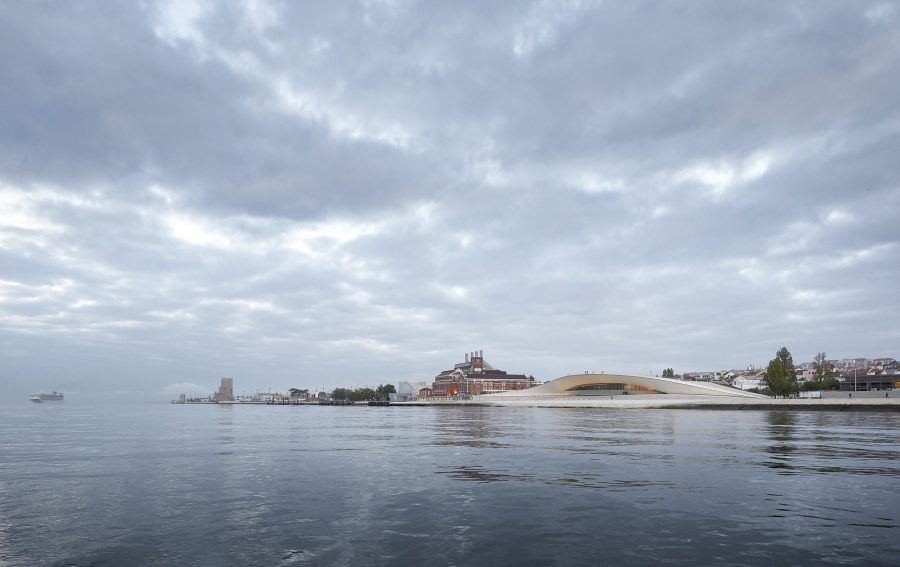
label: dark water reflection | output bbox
[1,405,898,566]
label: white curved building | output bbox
[483,373,766,398]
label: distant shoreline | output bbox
[168,396,900,411]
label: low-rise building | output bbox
[835,358,870,370]
[394,380,428,402]
[290,388,311,401]
[252,391,289,403]
[733,371,766,391]
[683,372,716,382]
[796,368,816,383]
[833,363,898,391]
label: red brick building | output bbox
[431,351,537,396]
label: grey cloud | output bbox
[1,1,898,400]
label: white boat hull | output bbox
[30,393,64,403]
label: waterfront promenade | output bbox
[393,393,900,410]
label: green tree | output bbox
[356,387,377,401]
[764,357,793,398]
[331,388,351,400]
[770,346,797,395]
[375,384,396,401]
[661,368,675,378]
[776,347,796,382]
[801,375,841,392]
[801,380,822,392]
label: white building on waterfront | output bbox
[483,373,765,398]
[392,381,428,401]
[733,374,765,391]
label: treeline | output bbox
[331,384,396,401]
[759,347,839,397]
[799,377,841,391]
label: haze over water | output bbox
[1,404,898,566]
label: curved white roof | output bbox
[487,373,766,398]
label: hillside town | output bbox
[681,356,899,393]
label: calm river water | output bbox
[1,404,898,566]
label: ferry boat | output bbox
[30,391,64,403]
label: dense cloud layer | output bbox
[1,1,898,399]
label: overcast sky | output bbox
[1,1,898,401]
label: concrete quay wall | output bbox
[470,394,900,410]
